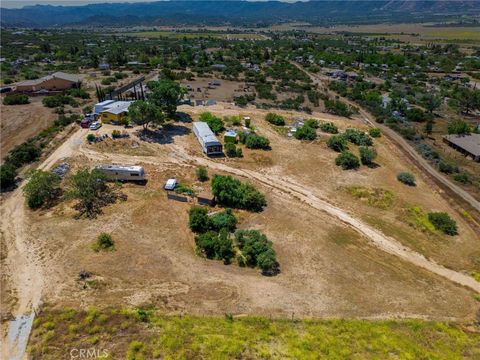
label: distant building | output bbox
[443,134,480,162]
[15,72,81,92]
[211,64,227,71]
[99,63,110,70]
[100,101,133,123]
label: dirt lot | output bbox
[0,97,57,159]
[2,103,479,329]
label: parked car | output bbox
[89,121,102,130]
[164,178,177,190]
[80,119,91,128]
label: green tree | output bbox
[211,175,266,212]
[199,112,224,134]
[188,207,210,233]
[265,113,285,126]
[294,124,317,141]
[66,168,119,218]
[447,119,471,135]
[195,229,234,263]
[23,170,61,209]
[128,100,164,130]
[0,164,17,191]
[327,135,348,152]
[420,93,441,113]
[147,79,185,118]
[335,151,360,170]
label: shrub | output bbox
[5,142,41,168]
[86,134,96,142]
[225,143,242,157]
[369,128,381,138]
[359,146,377,166]
[42,95,77,108]
[112,130,121,139]
[175,184,196,196]
[327,135,347,152]
[335,151,360,170]
[195,229,234,263]
[405,108,429,122]
[438,161,459,174]
[453,171,471,184]
[66,88,90,99]
[304,119,319,129]
[447,119,470,135]
[0,164,17,191]
[244,117,251,128]
[196,166,208,182]
[427,212,458,235]
[244,134,270,150]
[92,233,115,252]
[200,112,224,134]
[325,99,352,117]
[23,170,61,209]
[319,122,338,134]
[3,94,29,105]
[265,113,285,126]
[294,124,317,141]
[397,172,416,186]
[211,175,266,212]
[344,128,373,146]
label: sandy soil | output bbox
[0,97,57,159]
[2,103,480,360]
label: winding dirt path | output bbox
[79,144,480,293]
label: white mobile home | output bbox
[95,165,145,182]
[192,122,223,155]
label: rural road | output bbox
[296,63,480,213]
[79,140,480,294]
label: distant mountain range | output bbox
[2,1,480,28]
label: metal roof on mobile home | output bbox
[193,122,221,144]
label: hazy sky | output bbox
[1,0,165,7]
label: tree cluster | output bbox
[211,175,266,212]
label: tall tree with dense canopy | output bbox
[147,79,185,118]
[128,100,164,129]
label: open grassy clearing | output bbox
[28,306,480,360]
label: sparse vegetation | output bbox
[92,233,115,252]
[196,166,208,182]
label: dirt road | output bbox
[1,128,88,360]
[296,63,480,213]
[78,141,480,293]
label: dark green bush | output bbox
[5,142,42,168]
[189,207,211,233]
[327,135,348,152]
[428,212,458,235]
[195,229,234,263]
[0,164,17,191]
[93,233,115,252]
[319,122,338,134]
[3,94,29,105]
[294,124,317,141]
[199,112,224,134]
[344,128,373,146]
[438,161,459,174]
[335,151,360,170]
[397,172,416,186]
[196,166,208,182]
[265,113,285,126]
[211,175,266,212]
[359,146,377,165]
[244,134,270,150]
[235,229,279,275]
[369,128,381,138]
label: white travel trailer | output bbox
[192,122,223,155]
[95,164,145,182]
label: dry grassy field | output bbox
[3,104,479,326]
